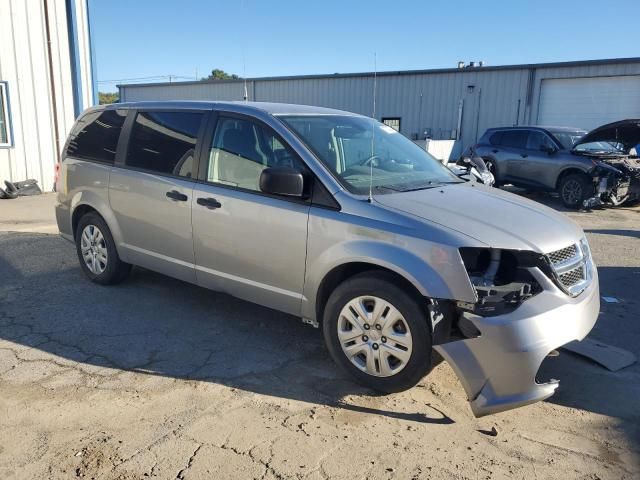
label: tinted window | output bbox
[206,116,304,192]
[501,130,528,149]
[526,131,555,151]
[66,109,127,163]
[126,111,204,177]
[489,131,503,146]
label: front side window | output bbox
[526,131,555,151]
[279,115,461,194]
[66,109,127,163]
[0,82,11,147]
[126,111,204,177]
[205,116,304,192]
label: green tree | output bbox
[99,91,119,105]
[202,69,240,81]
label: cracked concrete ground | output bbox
[0,193,639,479]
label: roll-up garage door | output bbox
[537,76,640,130]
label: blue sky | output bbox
[91,0,640,92]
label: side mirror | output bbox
[259,167,305,197]
[540,144,556,155]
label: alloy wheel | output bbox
[337,296,412,377]
[80,225,108,274]
[562,179,582,205]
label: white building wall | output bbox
[0,0,93,192]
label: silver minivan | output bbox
[55,101,600,417]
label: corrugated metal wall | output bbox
[0,0,93,191]
[120,59,640,154]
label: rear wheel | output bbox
[322,272,432,393]
[75,212,131,285]
[558,173,593,209]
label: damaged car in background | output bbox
[468,119,640,209]
[573,119,640,208]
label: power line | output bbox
[97,74,198,84]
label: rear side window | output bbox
[66,109,127,163]
[489,131,503,146]
[125,111,204,178]
[501,130,528,149]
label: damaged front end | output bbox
[432,241,599,417]
[582,157,640,209]
[574,119,640,208]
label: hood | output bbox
[573,119,640,151]
[374,183,583,253]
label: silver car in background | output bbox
[55,101,599,416]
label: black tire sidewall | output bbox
[560,173,593,208]
[322,272,432,393]
[75,213,128,285]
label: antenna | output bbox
[368,52,377,203]
[242,0,248,101]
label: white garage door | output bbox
[537,76,640,130]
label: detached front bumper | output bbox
[434,267,600,417]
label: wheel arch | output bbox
[555,167,591,190]
[69,192,124,251]
[313,262,427,326]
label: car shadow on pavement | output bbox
[0,232,454,426]
[585,228,640,239]
[1,232,638,434]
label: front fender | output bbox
[302,238,476,321]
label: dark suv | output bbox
[469,122,640,208]
[468,126,597,207]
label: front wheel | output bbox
[322,272,432,393]
[558,173,594,209]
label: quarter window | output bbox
[66,109,127,163]
[501,130,528,149]
[206,116,303,192]
[0,82,11,147]
[126,111,204,177]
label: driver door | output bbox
[191,113,311,315]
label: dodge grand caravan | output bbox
[55,101,600,417]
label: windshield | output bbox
[550,131,586,149]
[573,141,625,154]
[279,115,462,194]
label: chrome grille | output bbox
[547,245,577,265]
[559,266,584,287]
[546,240,592,296]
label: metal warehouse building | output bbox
[119,57,640,159]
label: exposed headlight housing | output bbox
[458,248,543,316]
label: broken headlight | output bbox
[458,248,544,316]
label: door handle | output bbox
[197,197,222,209]
[520,154,528,158]
[166,190,188,202]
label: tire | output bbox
[322,272,432,393]
[484,159,501,187]
[558,173,593,209]
[75,212,131,285]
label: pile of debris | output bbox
[0,179,42,199]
